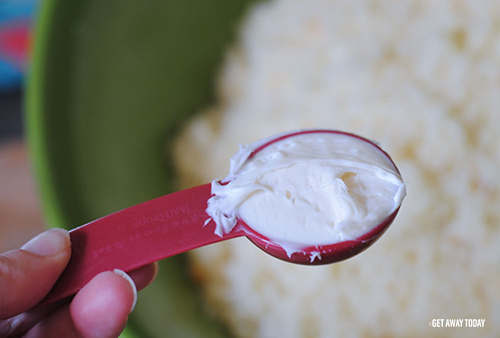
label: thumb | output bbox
[0,228,71,319]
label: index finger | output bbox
[0,228,71,319]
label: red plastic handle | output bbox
[38,183,242,307]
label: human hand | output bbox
[0,228,158,337]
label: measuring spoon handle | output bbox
[39,183,238,307]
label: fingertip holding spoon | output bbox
[38,129,405,307]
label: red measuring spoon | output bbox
[39,129,403,307]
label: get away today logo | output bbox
[429,318,486,328]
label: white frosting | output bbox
[206,131,406,251]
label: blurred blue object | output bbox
[0,59,22,89]
[0,0,39,91]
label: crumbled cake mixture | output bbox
[173,0,500,337]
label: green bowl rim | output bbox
[26,0,65,230]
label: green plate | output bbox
[26,0,258,336]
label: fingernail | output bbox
[113,269,138,313]
[21,228,70,256]
[152,261,160,281]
